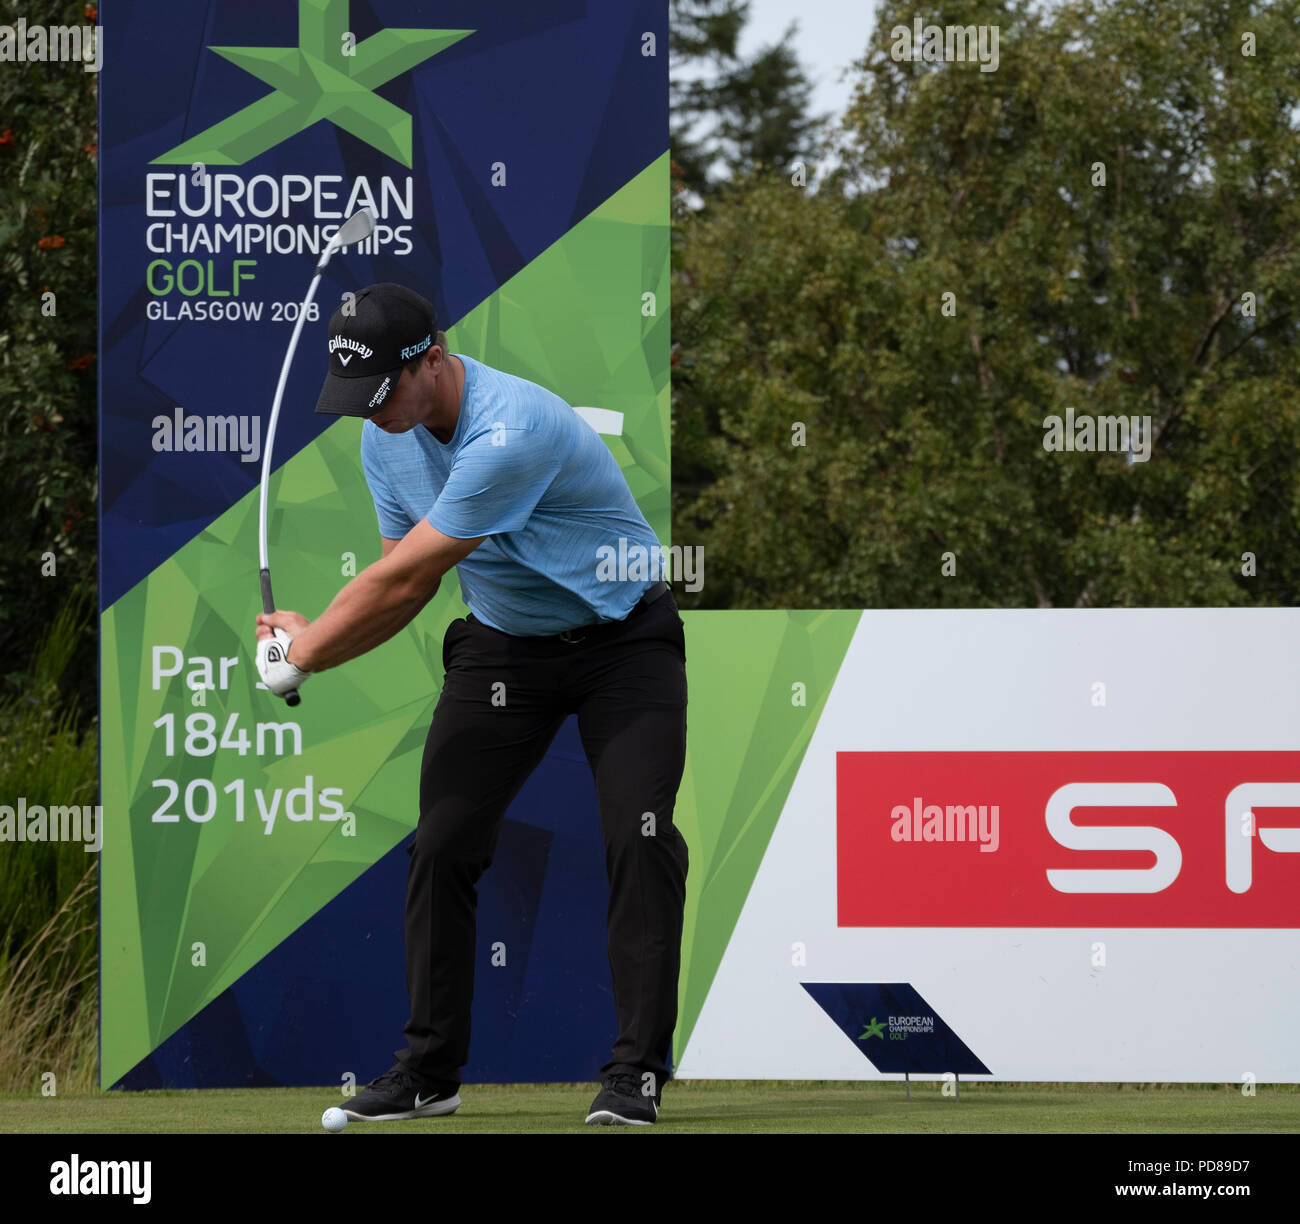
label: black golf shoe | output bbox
[585,1072,660,1125]
[341,1065,461,1122]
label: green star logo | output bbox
[858,1017,886,1041]
[152,0,472,167]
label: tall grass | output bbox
[0,592,98,1093]
[0,865,97,1093]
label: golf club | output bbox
[258,207,376,705]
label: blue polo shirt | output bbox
[360,354,662,636]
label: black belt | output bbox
[557,581,667,644]
[638,579,668,608]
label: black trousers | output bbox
[395,589,689,1094]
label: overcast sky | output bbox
[736,0,883,125]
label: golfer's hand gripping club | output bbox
[256,626,308,705]
[256,569,307,705]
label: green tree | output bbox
[705,33,828,186]
[672,0,1300,609]
[671,0,827,201]
[671,0,750,200]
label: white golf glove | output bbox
[256,627,310,698]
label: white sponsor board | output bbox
[679,610,1300,1081]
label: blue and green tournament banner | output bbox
[98,0,670,1089]
[101,2,1277,1092]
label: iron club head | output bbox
[334,207,375,249]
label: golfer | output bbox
[255,283,688,1126]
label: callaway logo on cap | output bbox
[315,282,439,417]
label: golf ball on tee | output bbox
[322,1107,348,1132]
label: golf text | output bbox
[1042,409,1152,460]
[0,20,102,73]
[0,799,101,852]
[49,1155,150,1204]
[595,539,704,593]
[152,408,261,464]
[889,18,999,72]
[890,797,1000,852]
[140,176,413,321]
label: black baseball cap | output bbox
[315,283,439,417]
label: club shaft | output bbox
[256,211,371,708]
[258,262,331,571]
[257,238,346,708]
[258,212,370,572]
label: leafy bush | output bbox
[0,1,98,709]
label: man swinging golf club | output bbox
[254,283,689,1126]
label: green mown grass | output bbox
[1,1081,1298,1134]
